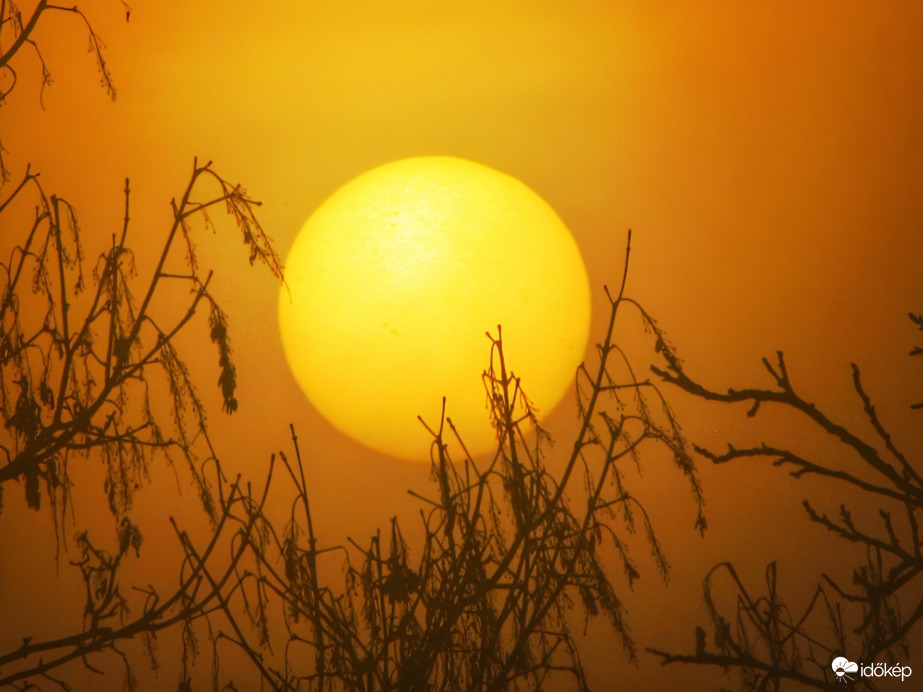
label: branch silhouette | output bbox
[171,231,708,692]
[0,0,125,180]
[646,312,922,690]
[1,211,711,691]
[0,160,284,688]
[2,10,710,688]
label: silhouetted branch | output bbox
[0,159,286,688]
[0,1,127,179]
[0,470,268,687]
[648,310,921,689]
[181,230,708,692]
[0,160,282,527]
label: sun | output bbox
[278,156,590,460]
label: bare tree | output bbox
[647,313,922,690]
[2,227,713,691]
[1,4,298,688]
[0,157,282,523]
[168,232,707,692]
[4,6,713,689]
[2,5,762,690]
[0,159,284,688]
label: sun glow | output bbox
[278,157,590,460]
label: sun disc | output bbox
[278,156,590,460]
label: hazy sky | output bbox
[3,2,922,689]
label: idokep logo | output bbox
[831,657,859,683]
[831,656,913,683]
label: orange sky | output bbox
[3,2,923,689]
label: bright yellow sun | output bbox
[278,157,590,460]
